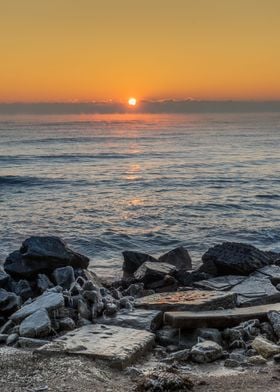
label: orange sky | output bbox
[1,0,280,102]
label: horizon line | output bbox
[0,99,280,115]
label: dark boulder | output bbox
[10,279,33,301]
[202,242,272,275]
[122,251,158,276]
[4,236,89,278]
[159,246,192,271]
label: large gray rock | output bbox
[230,276,280,306]
[0,289,21,315]
[202,242,272,276]
[159,246,192,271]
[19,309,51,338]
[134,262,176,286]
[53,266,75,290]
[122,251,158,276]
[96,309,162,331]
[10,291,64,322]
[267,311,280,339]
[191,340,223,363]
[4,236,89,278]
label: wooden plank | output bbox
[164,302,280,329]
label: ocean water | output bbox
[0,113,279,277]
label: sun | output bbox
[128,97,137,106]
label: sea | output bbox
[0,112,279,277]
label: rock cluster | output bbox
[0,236,135,347]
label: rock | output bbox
[123,283,145,298]
[10,291,64,322]
[19,309,51,338]
[147,275,178,291]
[6,333,19,345]
[97,309,162,331]
[37,324,155,369]
[223,319,260,349]
[177,270,213,286]
[164,348,190,362]
[196,328,222,345]
[230,276,280,306]
[17,337,49,348]
[0,288,21,315]
[246,349,257,357]
[104,302,118,316]
[267,311,280,339]
[248,355,267,365]
[135,290,236,312]
[134,262,176,286]
[224,359,240,368]
[37,274,54,293]
[159,246,192,271]
[273,353,280,363]
[53,266,75,290]
[77,299,91,320]
[59,317,75,331]
[0,334,8,343]
[252,265,280,285]
[4,236,89,278]
[119,296,134,310]
[0,267,10,287]
[191,340,223,363]
[202,242,272,275]
[156,326,180,347]
[252,336,280,358]
[122,251,158,276]
[0,320,14,334]
[194,275,246,291]
[229,351,246,362]
[10,279,33,301]
[260,321,275,341]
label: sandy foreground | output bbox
[1,347,280,392]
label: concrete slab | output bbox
[164,302,280,329]
[252,265,280,285]
[135,290,236,312]
[36,324,155,369]
[96,309,163,331]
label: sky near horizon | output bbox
[1,0,280,103]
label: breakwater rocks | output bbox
[1,237,280,377]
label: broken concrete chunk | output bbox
[10,291,64,322]
[230,276,280,306]
[194,275,245,291]
[134,262,176,286]
[159,246,192,271]
[96,309,163,331]
[191,340,223,363]
[135,290,236,312]
[36,324,155,369]
[122,251,158,276]
[252,336,280,359]
[252,265,280,285]
[19,309,51,338]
